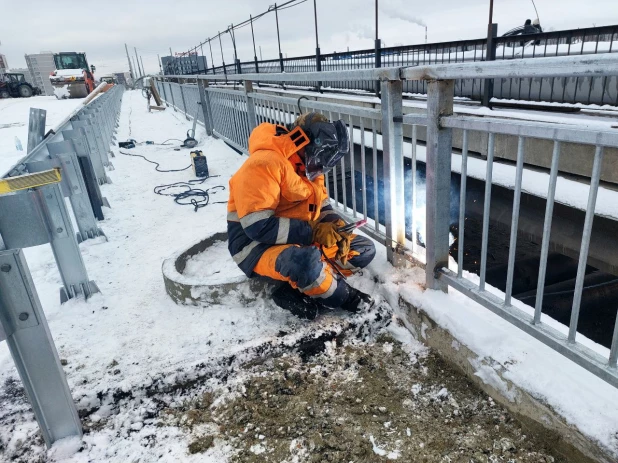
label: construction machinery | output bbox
[49,52,96,99]
[0,73,41,98]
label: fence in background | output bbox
[156,53,618,389]
[0,85,123,447]
[173,24,618,106]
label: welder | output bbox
[227,112,376,319]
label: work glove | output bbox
[336,233,354,265]
[311,221,343,248]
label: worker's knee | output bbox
[348,235,376,269]
[274,246,323,289]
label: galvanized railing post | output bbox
[169,81,177,111]
[425,80,455,291]
[197,79,214,137]
[0,249,82,447]
[244,80,257,131]
[161,78,169,107]
[179,81,190,120]
[380,79,406,267]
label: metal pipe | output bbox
[504,136,525,306]
[457,130,468,278]
[134,47,143,77]
[411,124,418,254]
[568,146,604,342]
[533,141,562,323]
[124,43,136,83]
[479,132,495,291]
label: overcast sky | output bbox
[2,0,617,76]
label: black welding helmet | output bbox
[296,112,349,181]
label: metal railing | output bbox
[155,53,618,389]
[177,24,618,105]
[0,85,124,447]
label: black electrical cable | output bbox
[154,180,226,212]
[119,150,227,211]
[119,150,192,172]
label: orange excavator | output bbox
[49,52,97,99]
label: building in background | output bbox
[25,52,56,96]
[161,54,207,75]
[8,68,33,84]
[0,54,8,73]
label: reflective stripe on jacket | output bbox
[227,122,334,276]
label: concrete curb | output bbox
[161,232,276,305]
[399,296,614,463]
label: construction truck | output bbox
[49,52,97,99]
[0,73,41,98]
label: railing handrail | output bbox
[159,54,618,84]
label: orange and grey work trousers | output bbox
[253,234,376,307]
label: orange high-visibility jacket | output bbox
[227,123,340,276]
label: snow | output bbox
[0,96,85,175]
[181,240,245,284]
[0,89,617,461]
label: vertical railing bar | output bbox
[329,111,338,207]
[609,315,618,367]
[372,118,379,232]
[568,146,604,343]
[457,129,468,278]
[411,124,418,254]
[339,112,347,213]
[349,113,357,217]
[504,136,525,306]
[479,132,495,291]
[360,117,368,220]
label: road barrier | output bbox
[0,85,124,446]
[156,53,618,389]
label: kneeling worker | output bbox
[227,112,376,318]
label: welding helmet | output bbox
[295,112,349,181]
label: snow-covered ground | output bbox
[0,90,617,461]
[0,96,86,175]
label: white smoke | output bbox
[380,2,426,28]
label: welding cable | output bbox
[119,150,192,172]
[154,180,226,212]
[516,278,618,301]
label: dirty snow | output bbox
[0,89,616,461]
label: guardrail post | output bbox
[179,82,190,120]
[244,80,257,131]
[425,80,454,292]
[27,109,46,154]
[39,184,100,303]
[381,79,406,267]
[0,249,82,447]
[198,80,214,137]
[482,23,498,107]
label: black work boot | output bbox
[340,286,374,313]
[271,284,324,320]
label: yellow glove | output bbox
[336,233,354,265]
[311,222,343,248]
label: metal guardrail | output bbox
[155,53,618,389]
[0,85,124,447]
[174,24,618,105]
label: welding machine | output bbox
[190,150,209,178]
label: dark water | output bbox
[328,154,618,349]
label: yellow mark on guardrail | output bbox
[0,168,62,194]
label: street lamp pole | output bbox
[218,32,227,76]
[273,3,285,72]
[250,14,259,73]
[374,0,381,96]
[482,0,497,107]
